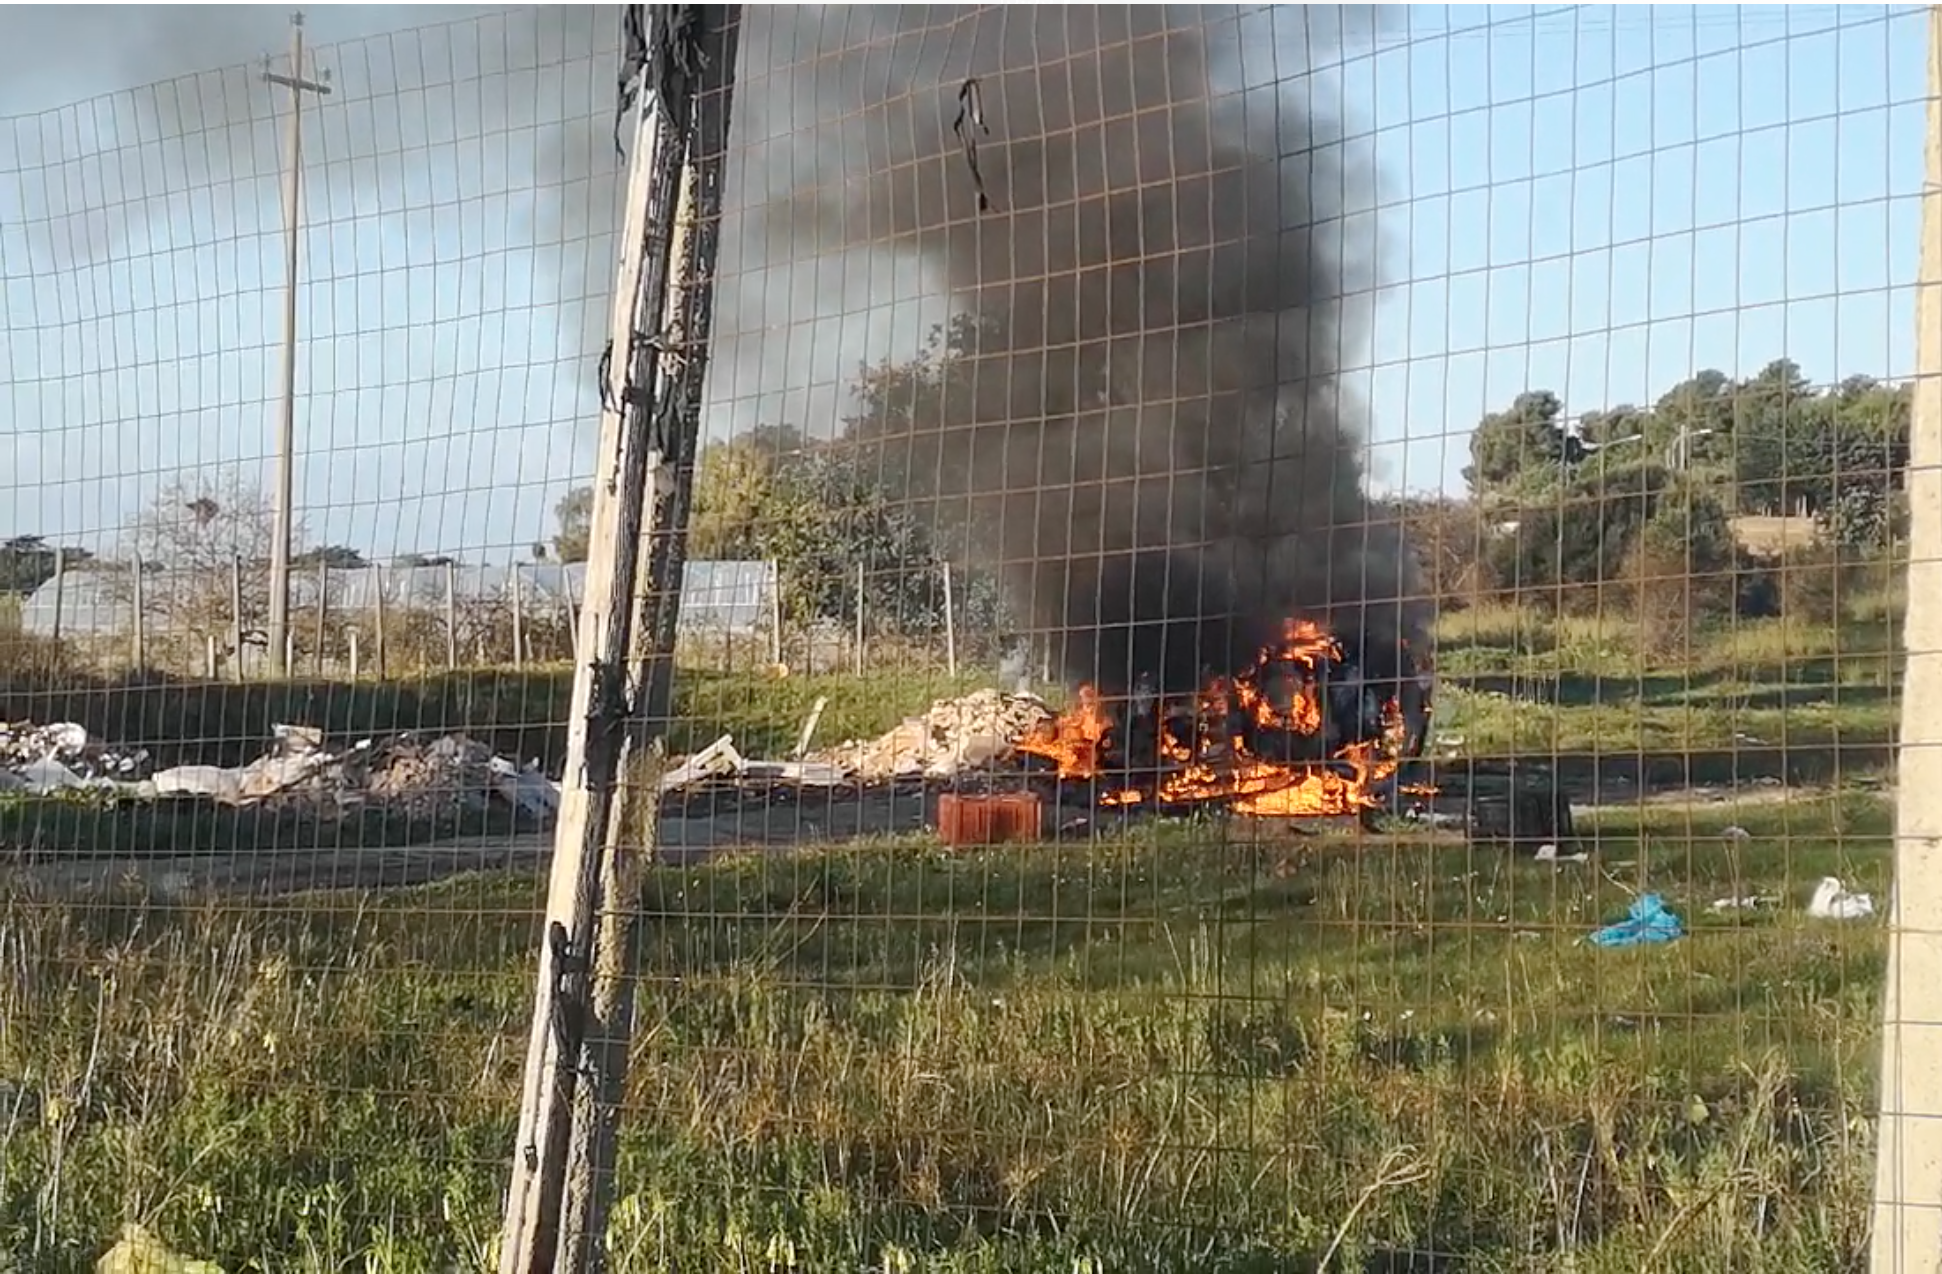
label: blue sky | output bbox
[0,4,1929,563]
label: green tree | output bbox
[1649,367,1737,473]
[0,535,92,596]
[294,544,369,570]
[1625,480,1740,655]
[1732,359,1821,513]
[1577,405,1653,449]
[552,487,594,564]
[688,430,952,631]
[1464,390,1568,495]
[843,311,998,507]
[1484,459,1673,600]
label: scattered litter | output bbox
[363,733,559,822]
[95,1223,225,1273]
[1589,894,1684,948]
[1709,895,1770,913]
[659,734,747,794]
[9,755,100,795]
[1721,825,1752,842]
[1807,876,1875,920]
[1532,842,1588,863]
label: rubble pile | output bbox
[0,720,152,784]
[0,718,561,827]
[150,724,344,807]
[363,733,561,823]
[809,689,1053,782]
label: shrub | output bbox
[1620,483,1738,659]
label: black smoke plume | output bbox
[747,5,1431,695]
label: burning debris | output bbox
[1017,619,1431,818]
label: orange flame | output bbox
[1017,618,1410,817]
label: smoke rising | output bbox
[9,3,1430,682]
[745,6,1430,694]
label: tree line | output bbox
[1466,358,1909,547]
[7,341,1906,661]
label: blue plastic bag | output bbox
[1589,893,1684,948]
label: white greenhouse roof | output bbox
[17,559,777,637]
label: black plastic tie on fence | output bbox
[612,4,651,161]
[597,340,617,413]
[953,77,994,213]
[655,5,703,78]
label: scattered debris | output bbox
[362,733,561,823]
[151,724,348,807]
[1721,825,1752,842]
[1532,842,1588,863]
[656,733,849,796]
[808,689,1053,782]
[1589,894,1684,948]
[1807,876,1875,920]
[95,1224,224,1274]
[0,720,151,782]
[0,720,561,828]
[659,734,747,794]
[1709,895,1770,912]
[792,696,830,759]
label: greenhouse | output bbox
[17,559,778,638]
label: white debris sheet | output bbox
[655,689,1057,797]
[807,689,1054,782]
[0,718,562,825]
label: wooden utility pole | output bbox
[561,12,742,1268]
[1874,9,1942,1270]
[263,11,330,678]
[497,8,740,1270]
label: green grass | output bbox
[0,602,1900,783]
[0,791,1889,1271]
[0,600,1904,1269]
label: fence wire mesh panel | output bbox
[0,7,644,1269]
[0,2,1934,1271]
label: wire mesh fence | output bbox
[0,3,1927,1269]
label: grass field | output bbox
[0,600,1904,1270]
[0,794,1888,1271]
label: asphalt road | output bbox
[3,791,941,902]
